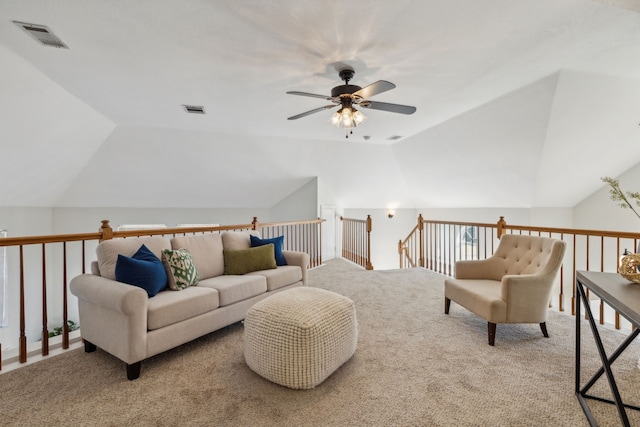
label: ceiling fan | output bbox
[287,68,417,138]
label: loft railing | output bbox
[341,215,373,270]
[399,215,640,330]
[0,217,322,369]
[252,218,323,269]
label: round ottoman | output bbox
[244,287,357,389]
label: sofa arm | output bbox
[454,257,503,280]
[70,274,148,315]
[283,250,310,286]
[70,274,148,364]
[501,274,554,323]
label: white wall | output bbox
[573,163,640,233]
[418,207,572,227]
[0,207,54,236]
[270,177,318,222]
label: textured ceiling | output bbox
[1,0,640,209]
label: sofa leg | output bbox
[540,322,549,338]
[127,362,142,381]
[83,340,96,353]
[488,322,496,346]
[444,297,451,314]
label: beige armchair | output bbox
[444,234,566,346]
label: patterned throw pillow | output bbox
[161,248,199,290]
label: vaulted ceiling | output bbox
[1,0,640,209]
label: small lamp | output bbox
[388,209,395,218]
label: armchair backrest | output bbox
[492,234,566,278]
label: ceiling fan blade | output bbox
[361,100,416,115]
[286,91,333,101]
[287,105,335,120]
[353,80,396,99]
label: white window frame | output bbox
[116,224,168,231]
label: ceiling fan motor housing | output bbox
[331,85,362,98]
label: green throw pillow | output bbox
[223,244,277,275]
[162,248,199,290]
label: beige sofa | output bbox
[70,231,309,380]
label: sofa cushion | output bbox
[171,234,224,279]
[221,231,259,251]
[250,235,287,266]
[198,275,267,306]
[147,287,220,330]
[96,236,172,280]
[223,244,277,275]
[115,244,168,297]
[444,278,507,323]
[162,248,200,290]
[247,265,302,291]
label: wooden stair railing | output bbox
[341,215,373,270]
[399,214,640,331]
[0,217,323,369]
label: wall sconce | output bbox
[387,209,395,218]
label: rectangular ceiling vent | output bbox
[387,135,404,141]
[13,21,69,49]
[182,105,206,114]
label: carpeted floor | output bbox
[1,259,640,426]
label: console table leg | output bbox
[576,280,631,426]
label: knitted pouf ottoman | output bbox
[244,287,357,389]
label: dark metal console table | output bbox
[576,270,640,426]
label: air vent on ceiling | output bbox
[182,105,206,114]
[387,135,404,141]
[13,21,69,49]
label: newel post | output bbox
[417,214,424,267]
[497,216,507,239]
[365,215,373,270]
[99,220,113,241]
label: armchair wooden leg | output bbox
[83,340,96,353]
[127,362,142,381]
[488,322,496,346]
[445,297,451,314]
[540,322,549,338]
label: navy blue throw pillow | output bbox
[250,235,287,266]
[115,244,167,297]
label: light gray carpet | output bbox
[2,259,640,426]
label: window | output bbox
[116,224,168,231]
[461,226,478,244]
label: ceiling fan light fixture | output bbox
[330,107,367,129]
[329,111,341,126]
[353,109,367,126]
[340,107,353,127]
